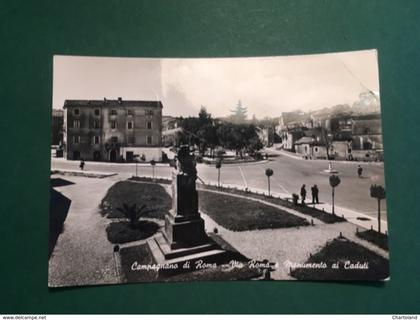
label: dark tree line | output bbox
[178,106,263,158]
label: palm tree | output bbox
[329,175,341,215]
[215,158,222,187]
[370,184,386,234]
[117,203,147,228]
[265,168,274,196]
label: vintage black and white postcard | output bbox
[49,50,389,287]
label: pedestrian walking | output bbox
[300,184,307,205]
[357,165,363,178]
[79,159,85,171]
[311,184,319,204]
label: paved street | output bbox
[51,150,387,219]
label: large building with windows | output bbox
[63,97,163,162]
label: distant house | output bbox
[51,109,64,146]
[256,126,275,147]
[329,131,353,160]
[63,98,163,162]
[162,116,183,147]
[351,114,383,150]
[330,140,352,160]
[277,111,311,132]
[294,137,328,159]
[280,127,306,151]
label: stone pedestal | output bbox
[164,172,208,248]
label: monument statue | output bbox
[175,145,197,177]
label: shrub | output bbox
[117,203,147,227]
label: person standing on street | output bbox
[79,159,85,171]
[357,165,363,178]
[300,184,307,205]
[311,184,319,204]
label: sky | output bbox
[53,49,380,118]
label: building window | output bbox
[127,121,133,129]
[94,109,100,116]
[147,121,152,129]
[73,120,80,128]
[94,136,100,144]
[127,109,134,116]
[73,136,80,143]
[111,121,116,129]
[93,120,100,129]
[314,147,318,152]
[146,109,154,116]
[147,136,152,145]
[110,109,117,115]
[111,136,118,143]
[73,108,80,116]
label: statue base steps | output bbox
[147,233,226,275]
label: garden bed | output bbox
[356,229,389,251]
[124,177,344,224]
[106,221,160,244]
[199,184,346,224]
[290,237,389,280]
[100,181,171,219]
[198,190,309,231]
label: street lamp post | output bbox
[370,184,386,234]
[329,174,341,215]
[215,158,222,187]
[133,155,140,177]
[265,168,274,197]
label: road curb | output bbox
[51,169,118,178]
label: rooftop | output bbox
[63,98,163,109]
[294,136,317,145]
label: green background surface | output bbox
[1,0,419,314]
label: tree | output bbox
[329,175,341,215]
[117,203,147,228]
[229,100,248,123]
[370,184,386,234]
[215,158,222,187]
[215,122,263,158]
[265,168,274,196]
[179,106,217,157]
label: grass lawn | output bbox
[199,184,346,224]
[106,221,160,244]
[356,229,389,251]
[119,243,262,283]
[290,237,389,280]
[100,181,171,219]
[127,177,346,224]
[198,190,309,231]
